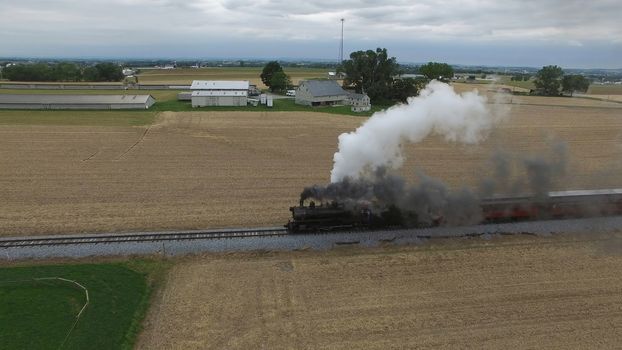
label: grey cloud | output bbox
[0,0,620,67]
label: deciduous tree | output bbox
[561,74,590,96]
[534,65,564,96]
[269,70,291,92]
[418,62,454,81]
[260,61,284,90]
[341,48,399,103]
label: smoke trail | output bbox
[480,141,569,197]
[302,167,482,227]
[331,81,503,182]
[302,143,570,227]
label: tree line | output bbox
[340,48,454,104]
[260,48,456,104]
[534,65,590,96]
[2,62,124,82]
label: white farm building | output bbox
[190,80,249,107]
[0,94,155,110]
[345,93,371,112]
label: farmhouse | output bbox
[295,80,349,106]
[345,93,371,112]
[190,80,250,107]
[0,94,155,110]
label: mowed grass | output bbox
[152,97,388,116]
[0,110,156,126]
[0,260,168,350]
[137,67,330,87]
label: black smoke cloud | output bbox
[302,167,482,226]
[301,142,570,226]
[480,141,568,198]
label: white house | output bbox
[345,93,371,112]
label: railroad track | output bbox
[0,227,288,248]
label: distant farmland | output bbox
[587,84,622,95]
[136,67,330,87]
[1,94,621,236]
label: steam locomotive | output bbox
[286,189,622,233]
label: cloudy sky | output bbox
[1,0,620,68]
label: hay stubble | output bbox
[0,98,621,236]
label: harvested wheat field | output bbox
[137,232,622,349]
[0,96,621,236]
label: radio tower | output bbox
[338,18,345,64]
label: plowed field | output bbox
[137,232,622,349]
[1,96,621,235]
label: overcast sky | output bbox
[1,0,620,68]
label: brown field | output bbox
[580,95,622,103]
[587,84,622,95]
[0,94,621,236]
[453,83,622,107]
[137,232,622,349]
[136,67,329,88]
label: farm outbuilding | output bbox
[190,80,250,107]
[295,80,349,106]
[191,90,248,107]
[345,93,371,112]
[0,94,155,109]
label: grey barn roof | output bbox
[302,80,347,97]
[191,80,250,90]
[0,94,153,104]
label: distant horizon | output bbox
[2,1,620,71]
[2,55,620,72]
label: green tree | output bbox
[534,65,564,96]
[93,63,123,81]
[4,63,51,81]
[269,70,291,92]
[50,62,81,81]
[391,77,425,103]
[82,66,100,81]
[260,61,284,90]
[418,62,454,81]
[561,74,590,96]
[341,48,399,103]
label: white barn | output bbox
[0,94,155,110]
[190,80,249,107]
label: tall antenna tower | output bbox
[338,18,345,64]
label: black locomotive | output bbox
[286,199,406,233]
[286,189,622,233]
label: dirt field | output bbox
[1,94,621,236]
[137,232,622,349]
[136,67,329,88]
[587,84,622,95]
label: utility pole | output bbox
[339,18,345,64]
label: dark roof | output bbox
[348,92,369,100]
[0,94,154,104]
[301,80,347,97]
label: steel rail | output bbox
[0,227,288,248]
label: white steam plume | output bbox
[331,81,504,183]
